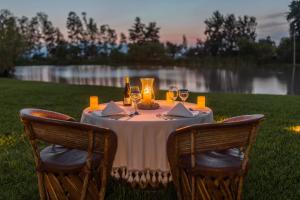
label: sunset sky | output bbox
[0,0,291,45]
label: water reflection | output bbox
[14,65,299,95]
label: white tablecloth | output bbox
[81,100,213,187]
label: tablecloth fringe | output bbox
[111,167,172,188]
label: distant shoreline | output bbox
[15,57,299,69]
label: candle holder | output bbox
[137,78,160,110]
[166,91,174,103]
[90,96,100,111]
[197,96,206,109]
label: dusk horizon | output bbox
[0,0,291,44]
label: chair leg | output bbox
[192,176,195,200]
[37,172,47,200]
[237,176,244,200]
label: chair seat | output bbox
[179,148,245,176]
[40,145,102,173]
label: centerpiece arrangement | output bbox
[137,78,160,110]
[90,76,206,115]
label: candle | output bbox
[197,96,206,109]
[90,96,99,111]
[166,91,174,103]
[143,87,152,104]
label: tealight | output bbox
[290,126,300,133]
[90,96,100,111]
[197,96,206,109]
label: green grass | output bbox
[1,78,300,199]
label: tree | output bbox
[287,0,300,64]
[111,33,127,61]
[66,11,83,44]
[50,28,69,61]
[287,0,300,37]
[118,32,128,53]
[0,10,26,76]
[128,42,166,62]
[204,10,257,56]
[223,14,238,54]
[100,24,117,55]
[235,16,257,57]
[145,22,160,43]
[81,12,98,43]
[18,16,36,57]
[204,11,224,55]
[36,12,61,57]
[186,39,206,57]
[81,12,99,58]
[277,37,293,62]
[238,38,256,57]
[255,36,277,63]
[28,16,43,56]
[129,17,145,44]
[182,35,188,49]
[165,41,180,58]
[120,32,127,44]
[66,11,83,59]
[237,15,257,42]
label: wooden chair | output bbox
[20,108,118,200]
[167,114,264,200]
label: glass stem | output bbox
[134,101,138,114]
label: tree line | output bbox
[0,0,299,76]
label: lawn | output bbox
[0,78,300,199]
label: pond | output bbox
[14,65,300,95]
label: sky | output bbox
[0,0,292,45]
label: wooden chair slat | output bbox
[44,173,61,200]
[47,173,68,200]
[61,175,82,200]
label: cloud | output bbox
[257,10,290,43]
[261,11,287,20]
[258,21,288,29]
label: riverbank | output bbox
[0,79,300,199]
[16,56,299,70]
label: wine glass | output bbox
[169,85,178,102]
[179,89,189,104]
[130,86,142,115]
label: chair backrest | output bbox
[20,108,117,155]
[23,108,76,121]
[167,114,264,170]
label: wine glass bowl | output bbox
[130,86,142,115]
[179,89,189,103]
[168,85,179,102]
